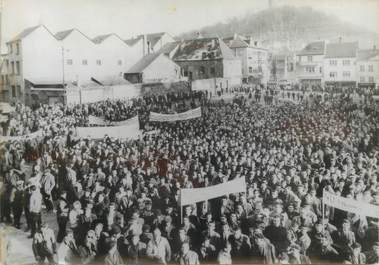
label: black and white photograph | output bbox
[0,0,379,264]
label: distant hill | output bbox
[179,6,379,49]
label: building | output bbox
[356,46,379,90]
[270,49,296,87]
[0,25,146,104]
[323,41,358,89]
[125,32,176,57]
[296,41,325,89]
[1,25,62,103]
[223,34,270,85]
[172,37,242,86]
[124,52,181,84]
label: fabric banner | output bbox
[180,177,246,206]
[76,116,140,140]
[1,130,43,142]
[150,107,202,122]
[323,190,379,218]
[88,115,107,126]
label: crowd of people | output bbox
[1,87,379,265]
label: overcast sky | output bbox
[2,0,379,46]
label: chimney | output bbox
[233,33,237,40]
[338,37,342,43]
[249,36,253,46]
[374,45,377,51]
[143,34,147,56]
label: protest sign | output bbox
[150,107,201,122]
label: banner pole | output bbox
[322,188,325,235]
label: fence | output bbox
[66,84,142,105]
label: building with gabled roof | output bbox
[357,46,379,89]
[224,34,270,85]
[124,52,181,84]
[0,25,143,104]
[172,37,241,86]
[124,32,175,56]
[323,41,358,88]
[296,41,326,88]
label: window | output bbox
[11,61,14,74]
[210,67,215,75]
[343,71,350,77]
[330,60,337,66]
[16,85,21,96]
[118,60,122,66]
[330,72,337,78]
[360,77,365,83]
[199,66,205,75]
[319,67,322,73]
[82,59,88,65]
[249,67,253,73]
[8,44,13,54]
[67,59,73,65]
[11,85,16,97]
[16,43,20,55]
[342,60,350,66]
[305,66,315,73]
[16,61,20,75]
[307,56,313,62]
[96,60,102,65]
[248,57,252,60]
[360,65,365,72]
[368,65,373,72]
[369,76,374,83]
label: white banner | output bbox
[1,130,43,142]
[77,116,140,140]
[150,107,201,122]
[180,177,246,206]
[88,115,107,126]
[323,190,379,218]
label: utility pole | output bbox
[0,0,3,54]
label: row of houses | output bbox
[0,24,378,105]
[278,39,379,90]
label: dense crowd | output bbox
[1,88,379,265]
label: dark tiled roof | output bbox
[9,25,41,42]
[126,53,162,73]
[357,49,379,60]
[125,36,143,46]
[125,32,169,47]
[173,38,237,61]
[54,29,75,40]
[229,38,249,48]
[92,34,113,44]
[157,42,179,56]
[297,41,325,55]
[325,42,358,58]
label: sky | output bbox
[1,0,378,48]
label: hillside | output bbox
[180,6,378,48]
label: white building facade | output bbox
[323,42,358,89]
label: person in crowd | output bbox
[175,242,200,265]
[1,89,379,265]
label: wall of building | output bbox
[296,54,324,84]
[66,84,141,104]
[175,59,224,81]
[324,57,357,83]
[142,54,181,83]
[357,58,379,86]
[223,59,242,80]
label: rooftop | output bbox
[297,41,325,56]
[126,53,162,73]
[357,48,379,61]
[325,42,358,58]
[172,38,236,61]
